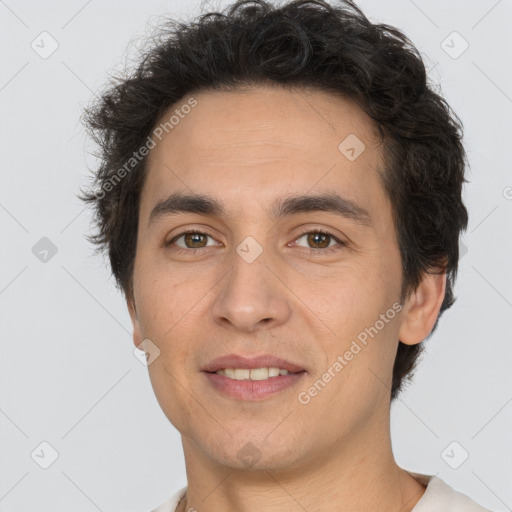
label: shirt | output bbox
[149,471,492,511]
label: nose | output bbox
[210,248,292,333]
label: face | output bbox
[128,85,437,472]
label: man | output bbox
[80,0,491,510]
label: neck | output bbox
[177,410,426,512]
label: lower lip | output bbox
[203,371,306,400]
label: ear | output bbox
[398,271,446,345]
[127,295,144,349]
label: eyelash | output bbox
[166,228,345,255]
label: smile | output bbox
[214,367,292,380]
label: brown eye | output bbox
[169,231,216,249]
[295,230,341,250]
[307,232,331,248]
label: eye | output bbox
[166,228,345,254]
[168,230,218,250]
[292,229,345,253]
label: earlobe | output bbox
[127,297,143,349]
[398,272,446,346]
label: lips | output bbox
[201,354,306,374]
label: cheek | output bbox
[297,261,385,334]
[137,271,202,429]
[297,258,401,386]
[146,357,195,433]
[134,260,211,374]
[133,256,196,338]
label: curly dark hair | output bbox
[79,0,468,401]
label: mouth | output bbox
[202,354,307,400]
[201,353,306,374]
[211,367,304,381]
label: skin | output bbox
[127,85,446,512]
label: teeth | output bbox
[268,367,280,377]
[247,368,267,380]
[215,367,290,380]
[234,368,250,380]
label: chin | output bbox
[199,434,306,472]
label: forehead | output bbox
[140,85,387,224]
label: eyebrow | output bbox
[148,192,372,227]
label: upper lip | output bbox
[202,354,306,373]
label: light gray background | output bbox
[0,0,511,511]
